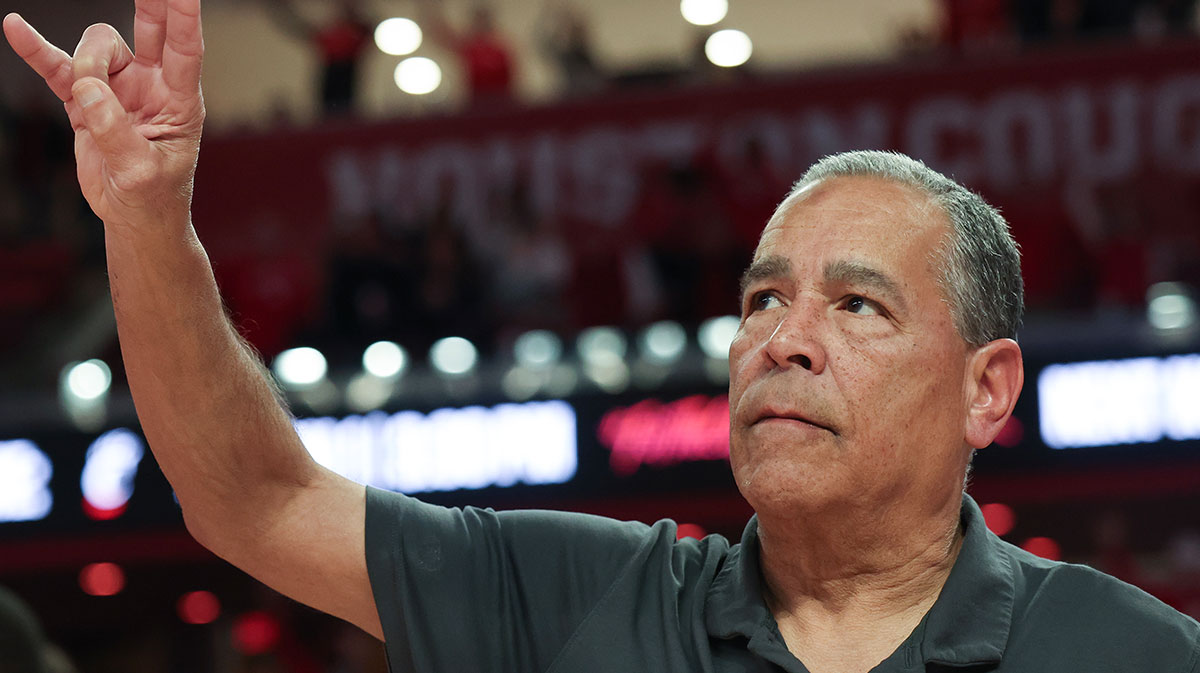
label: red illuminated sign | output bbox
[597,395,731,475]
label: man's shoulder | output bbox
[996,537,1200,661]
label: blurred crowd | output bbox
[934,0,1198,51]
[5,33,1200,379]
[0,89,107,386]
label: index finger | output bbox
[3,13,75,102]
[162,0,203,96]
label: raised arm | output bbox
[3,1,381,639]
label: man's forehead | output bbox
[778,174,939,215]
[757,175,947,255]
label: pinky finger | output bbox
[3,13,75,102]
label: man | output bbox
[4,3,1198,672]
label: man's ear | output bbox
[964,338,1024,450]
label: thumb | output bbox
[71,77,149,176]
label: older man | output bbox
[5,2,1198,672]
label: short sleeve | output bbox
[363,487,659,673]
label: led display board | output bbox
[3,352,1199,540]
[1038,354,1200,449]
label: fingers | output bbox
[71,77,152,178]
[72,23,135,87]
[134,0,168,65]
[3,13,75,102]
[162,0,203,97]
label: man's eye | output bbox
[751,292,782,312]
[844,296,881,316]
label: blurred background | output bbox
[0,0,1199,670]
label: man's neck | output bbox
[755,495,964,673]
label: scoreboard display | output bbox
[2,352,1198,542]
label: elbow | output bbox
[178,497,243,561]
[180,503,220,554]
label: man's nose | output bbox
[763,302,827,374]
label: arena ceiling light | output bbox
[1147,282,1196,332]
[60,359,112,431]
[272,347,328,389]
[346,372,395,412]
[362,340,407,379]
[395,57,442,95]
[430,337,478,376]
[64,359,112,401]
[578,327,630,394]
[514,330,563,369]
[639,321,687,365]
[501,365,543,401]
[374,17,422,56]
[705,29,752,68]
[680,0,728,26]
[576,326,627,366]
[699,315,740,359]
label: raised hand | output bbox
[3,0,205,232]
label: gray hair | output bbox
[788,150,1023,346]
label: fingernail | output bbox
[77,83,102,108]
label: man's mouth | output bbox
[753,411,835,434]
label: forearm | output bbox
[105,217,317,542]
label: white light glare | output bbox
[431,337,478,376]
[514,330,563,368]
[81,429,144,511]
[680,0,728,26]
[640,321,687,364]
[699,315,740,359]
[395,57,442,95]
[705,29,752,67]
[0,439,53,523]
[66,359,112,401]
[1147,282,1196,331]
[346,373,394,412]
[295,400,577,492]
[375,17,422,56]
[1037,355,1200,449]
[363,341,407,378]
[273,347,328,388]
[577,327,627,366]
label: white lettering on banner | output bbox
[796,105,890,166]
[1154,76,1200,172]
[1038,354,1200,449]
[1063,82,1139,181]
[294,401,577,493]
[0,439,53,523]
[568,127,638,227]
[80,428,145,514]
[906,96,979,183]
[982,90,1057,187]
[326,73,1200,247]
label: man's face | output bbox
[728,176,972,517]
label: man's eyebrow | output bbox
[739,256,791,298]
[824,260,908,311]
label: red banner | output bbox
[191,41,1200,350]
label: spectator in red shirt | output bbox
[420,1,515,107]
[270,0,373,117]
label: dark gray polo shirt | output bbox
[365,487,1200,672]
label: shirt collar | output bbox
[919,493,1014,666]
[703,494,1016,667]
[704,512,771,639]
